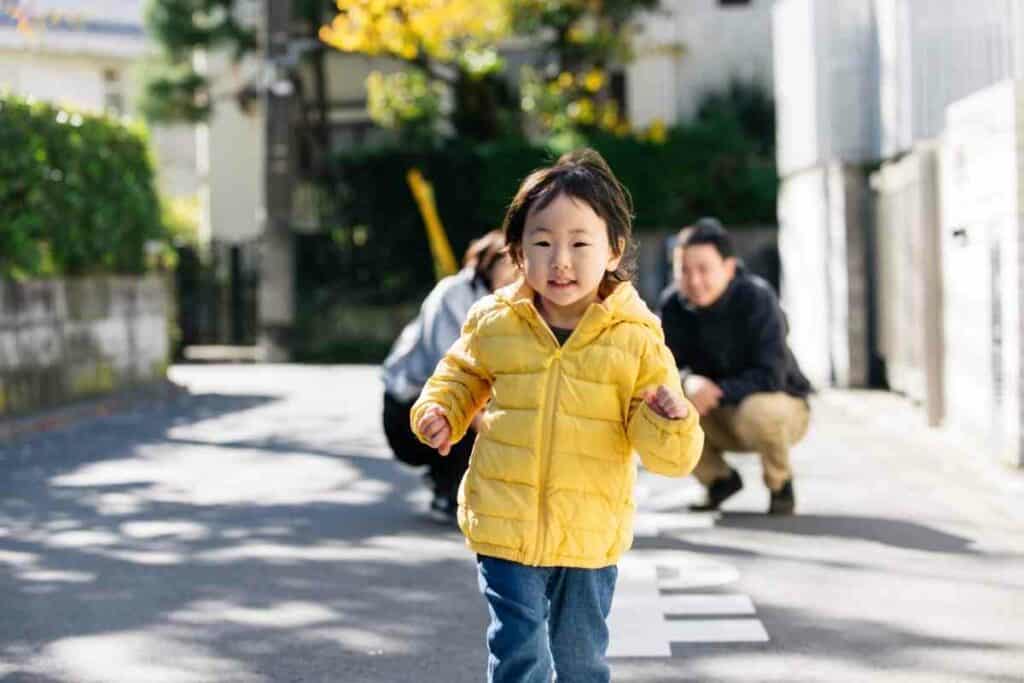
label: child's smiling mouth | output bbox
[548,279,577,289]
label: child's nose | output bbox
[552,246,571,269]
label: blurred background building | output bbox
[0,0,199,199]
[772,0,1024,466]
[5,0,1023,470]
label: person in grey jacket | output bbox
[382,230,517,521]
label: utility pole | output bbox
[258,0,295,361]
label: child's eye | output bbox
[533,240,551,247]
[573,242,590,248]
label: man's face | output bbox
[678,244,736,308]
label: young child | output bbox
[411,148,704,683]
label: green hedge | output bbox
[322,112,777,301]
[0,95,165,279]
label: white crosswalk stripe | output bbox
[608,507,771,656]
[662,594,756,616]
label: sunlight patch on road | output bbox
[172,599,338,628]
[196,535,466,566]
[46,529,121,548]
[299,626,407,654]
[196,542,355,564]
[0,550,37,567]
[0,549,96,585]
[18,569,94,583]
[49,446,379,506]
[120,521,209,541]
[39,631,267,683]
[103,550,187,566]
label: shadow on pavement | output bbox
[717,512,982,555]
[0,388,483,682]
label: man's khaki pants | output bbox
[692,392,811,491]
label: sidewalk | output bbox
[806,389,1024,526]
[635,387,1024,527]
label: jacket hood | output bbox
[493,277,663,339]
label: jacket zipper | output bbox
[529,306,563,566]
[534,349,561,565]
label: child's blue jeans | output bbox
[476,555,618,683]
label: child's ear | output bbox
[607,237,626,271]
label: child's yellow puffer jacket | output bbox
[411,280,704,569]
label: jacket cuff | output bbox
[717,379,747,406]
[410,398,469,447]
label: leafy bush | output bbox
[317,116,777,302]
[0,94,166,279]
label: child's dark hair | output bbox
[679,216,735,260]
[501,148,636,290]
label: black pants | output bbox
[382,392,474,500]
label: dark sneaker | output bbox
[689,469,743,511]
[428,494,458,524]
[768,479,795,515]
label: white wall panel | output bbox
[878,0,1024,157]
[774,0,880,175]
[941,80,1024,466]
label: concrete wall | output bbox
[0,276,170,417]
[773,0,880,175]
[777,163,871,389]
[876,0,1024,158]
[870,143,944,424]
[940,80,1024,468]
[628,0,774,127]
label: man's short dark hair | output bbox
[680,217,735,260]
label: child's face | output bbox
[520,192,621,327]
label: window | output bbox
[103,68,123,115]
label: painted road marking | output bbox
[662,594,755,616]
[608,545,770,656]
[632,511,717,537]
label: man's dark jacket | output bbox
[658,266,812,406]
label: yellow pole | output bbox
[406,168,458,280]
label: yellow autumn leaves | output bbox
[319,0,669,143]
[319,0,510,62]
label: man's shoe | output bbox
[427,493,458,524]
[768,479,795,515]
[689,469,743,511]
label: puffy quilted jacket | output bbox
[411,280,704,569]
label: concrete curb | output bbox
[0,378,187,444]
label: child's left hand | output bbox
[643,385,690,420]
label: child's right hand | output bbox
[643,385,690,420]
[417,404,453,456]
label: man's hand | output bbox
[417,404,452,456]
[643,385,690,420]
[683,374,723,416]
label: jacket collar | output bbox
[494,277,663,343]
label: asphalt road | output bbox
[1,364,1022,682]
